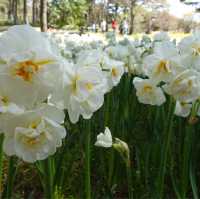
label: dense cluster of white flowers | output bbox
[0,25,125,162]
[1,25,200,162]
[132,32,200,118]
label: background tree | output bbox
[13,0,18,24]
[48,0,88,28]
[32,0,40,25]
[7,0,13,21]
[40,0,47,31]
[129,0,136,34]
[106,0,168,34]
[23,0,27,23]
[86,0,95,26]
[32,0,37,25]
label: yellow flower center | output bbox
[12,59,54,82]
[180,102,187,107]
[71,75,80,94]
[192,44,200,56]
[29,120,40,129]
[1,96,9,105]
[112,67,118,77]
[173,76,193,96]
[85,82,94,91]
[155,60,170,75]
[22,132,46,146]
[143,85,153,93]
[180,79,193,96]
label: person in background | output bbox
[101,20,106,33]
[92,23,96,32]
[111,19,117,32]
[123,19,129,35]
[119,20,123,34]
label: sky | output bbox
[167,0,199,19]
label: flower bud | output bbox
[113,138,130,167]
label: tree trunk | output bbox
[32,0,37,25]
[36,0,40,23]
[7,0,13,21]
[129,0,135,35]
[40,0,47,32]
[105,0,109,31]
[13,0,18,24]
[87,0,93,27]
[23,0,27,24]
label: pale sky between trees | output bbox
[167,0,199,20]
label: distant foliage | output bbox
[48,0,88,28]
[130,5,200,33]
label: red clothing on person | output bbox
[112,20,117,30]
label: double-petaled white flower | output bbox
[51,62,107,123]
[77,49,124,90]
[163,70,200,103]
[143,41,182,83]
[0,74,25,114]
[174,101,192,117]
[0,25,64,108]
[178,31,200,71]
[133,77,166,106]
[103,59,124,90]
[2,104,66,163]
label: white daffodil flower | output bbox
[133,77,166,106]
[178,32,200,72]
[103,59,124,90]
[2,104,66,163]
[95,127,112,148]
[0,25,64,108]
[163,70,200,103]
[105,45,129,61]
[76,49,109,68]
[0,75,25,114]
[143,41,181,83]
[77,49,124,89]
[174,101,192,117]
[51,62,107,123]
[128,50,144,75]
[105,44,142,75]
[0,102,23,115]
[153,32,170,42]
[0,74,30,113]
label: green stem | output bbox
[4,157,17,199]
[53,140,68,188]
[180,125,193,199]
[44,158,53,199]
[189,125,199,199]
[190,154,199,199]
[126,164,133,199]
[108,150,114,187]
[0,134,4,197]
[156,97,175,198]
[85,120,91,199]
